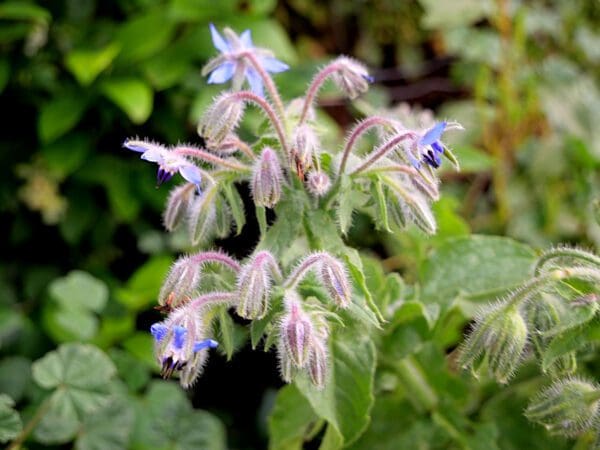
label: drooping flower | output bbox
[330,56,373,99]
[411,121,462,169]
[123,139,202,190]
[202,24,289,97]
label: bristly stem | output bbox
[174,146,251,173]
[253,250,284,283]
[298,61,343,126]
[350,132,416,175]
[189,292,237,310]
[534,247,600,275]
[360,164,439,200]
[189,251,241,272]
[241,50,286,120]
[338,116,397,176]
[225,136,256,160]
[8,395,52,450]
[228,91,290,167]
[284,253,328,289]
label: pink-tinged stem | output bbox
[174,147,250,172]
[189,251,241,272]
[298,62,343,126]
[339,116,397,176]
[190,292,237,310]
[224,136,256,160]
[242,51,286,119]
[350,132,416,175]
[252,250,283,283]
[228,91,290,166]
[360,164,440,200]
[284,252,329,289]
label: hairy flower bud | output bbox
[459,301,528,384]
[405,192,436,235]
[197,93,245,148]
[308,338,328,389]
[306,171,331,197]
[279,296,314,368]
[525,378,600,437]
[158,256,201,309]
[331,57,372,99]
[163,183,196,232]
[188,190,217,245]
[291,124,319,174]
[320,255,351,308]
[251,147,282,208]
[236,251,280,320]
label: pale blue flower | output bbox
[123,139,202,189]
[202,24,289,97]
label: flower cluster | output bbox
[122,24,463,390]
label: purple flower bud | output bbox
[251,147,283,208]
[308,340,328,389]
[158,256,201,310]
[197,93,245,149]
[188,190,217,246]
[331,57,372,99]
[163,184,196,232]
[236,251,280,320]
[306,171,331,197]
[320,255,352,308]
[279,297,314,368]
[291,124,319,174]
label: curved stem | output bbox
[189,251,241,272]
[189,292,237,310]
[241,51,286,120]
[534,247,600,275]
[284,253,327,289]
[225,136,256,160]
[350,132,416,175]
[252,251,283,283]
[8,395,52,450]
[298,62,343,125]
[174,147,250,173]
[338,116,397,176]
[228,91,290,167]
[360,164,439,200]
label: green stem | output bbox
[534,247,600,275]
[394,356,438,412]
[8,395,53,450]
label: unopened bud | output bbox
[251,147,283,208]
[405,192,436,234]
[308,339,328,389]
[386,193,407,229]
[459,302,528,384]
[213,193,232,239]
[279,297,314,368]
[236,251,279,320]
[188,191,217,246]
[306,171,331,197]
[292,125,319,173]
[197,93,245,148]
[320,255,351,308]
[525,378,600,437]
[331,57,372,99]
[158,256,201,309]
[163,184,195,232]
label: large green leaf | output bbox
[131,381,226,450]
[296,329,376,449]
[65,43,121,86]
[38,93,88,143]
[420,235,536,306]
[0,394,22,443]
[100,78,153,124]
[75,395,135,450]
[115,10,175,62]
[49,270,108,312]
[268,384,317,450]
[116,255,172,311]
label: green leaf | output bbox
[131,381,226,450]
[41,133,91,180]
[217,307,235,361]
[420,235,536,306]
[108,349,150,392]
[32,343,116,410]
[43,304,98,342]
[296,329,376,448]
[49,270,108,312]
[540,300,598,338]
[541,323,600,373]
[75,396,135,450]
[122,333,155,368]
[0,2,50,22]
[34,389,81,444]
[370,175,390,232]
[0,356,31,402]
[222,182,246,236]
[65,43,121,86]
[38,93,88,143]
[268,384,318,450]
[116,10,176,62]
[116,255,172,311]
[0,394,22,443]
[100,78,153,124]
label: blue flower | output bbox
[408,121,447,169]
[201,24,289,97]
[123,139,202,189]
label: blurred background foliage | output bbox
[1,0,600,449]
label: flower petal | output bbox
[179,163,203,187]
[123,139,150,153]
[193,339,219,352]
[173,325,187,350]
[239,29,253,48]
[431,141,444,154]
[207,62,235,84]
[420,122,447,147]
[140,147,165,163]
[209,23,230,53]
[245,67,264,97]
[261,56,289,73]
[150,323,168,342]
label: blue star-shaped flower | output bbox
[123,139,202,190]
[201,24,289,97]
[418,121,447,169]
